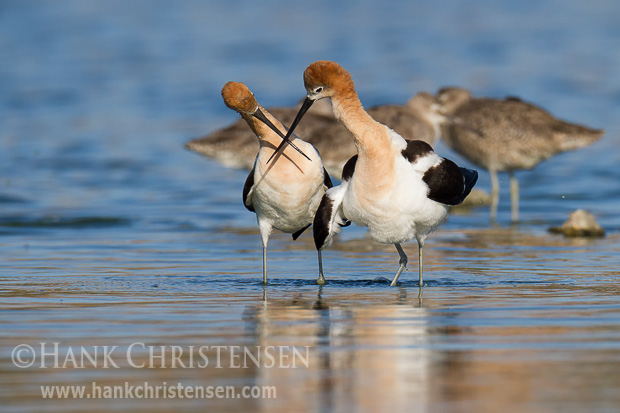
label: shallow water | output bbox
[2,0,620,412]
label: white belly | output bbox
[252,161,325,233]
[343,160,448,245]
[254,184,322,233]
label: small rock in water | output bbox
[549,209,605,237]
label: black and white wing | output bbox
[242,167,255,212]
[313,183,350,250]
[401,139,478,206]
[313,154,356,250]
[422,158,478,206]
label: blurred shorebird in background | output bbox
[187,92,443,179]
[437,87,604,223]
[220,81,333,285]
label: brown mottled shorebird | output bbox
[437,87,604,223]
[186,93,443,179]
[220,81,333,285]
[276,61,477,287]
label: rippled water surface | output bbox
[2,0,620,412]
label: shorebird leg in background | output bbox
[489,169,499,224]
[509,171,519,223]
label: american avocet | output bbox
[186,93,442,179]
[220,81,333,285]
[275,61,478,287]
[437,87,604,223]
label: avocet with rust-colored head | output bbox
[273,61,477,287]
[221,81,333,285]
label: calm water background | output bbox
[1,0,620,411]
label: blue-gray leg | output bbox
[390,243,408,286]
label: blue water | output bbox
[2,1,620,412]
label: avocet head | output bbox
[303,60,354,101]
[267,61,353,164]
[221,81,259,114]
[221,81,309,161]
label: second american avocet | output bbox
[186,92,443,179]
[437,87,604,223]
[275,61,478,287]
[220,81,333,285]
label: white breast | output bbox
[252,142,326,233]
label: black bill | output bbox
[252,108,311,162]
[266,96,315,164]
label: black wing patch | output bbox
[313,194,334,250]
[242,167,255,212]
[292,224,311,240]
[323,167,333,189]
[401,140,434,164]
[423,159,478,206]
[341,155,358,182]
